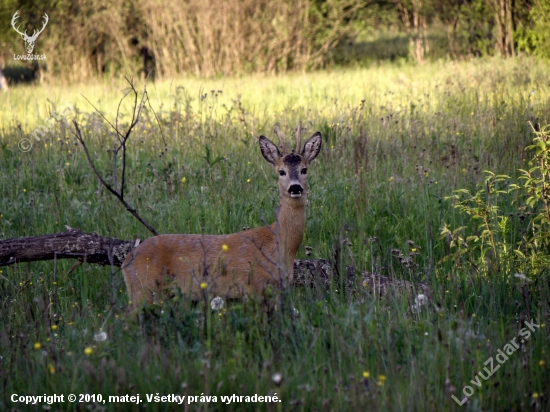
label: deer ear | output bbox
[301,132,322,163]
[259,135,281,165]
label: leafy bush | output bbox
[442,124,550,281]
[516,0,550,58]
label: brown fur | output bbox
[122,132,322,307]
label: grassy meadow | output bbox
[1,57,550,411]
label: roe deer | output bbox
[122,130,322,307]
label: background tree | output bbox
[0,0,548,84]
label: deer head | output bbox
[11,11,49,55]
[259,129,322,203]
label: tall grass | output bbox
[0,57,549,411]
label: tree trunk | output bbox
[492,0,515,57]
[399,0,428,64]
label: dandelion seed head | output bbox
[210,296,225,311]
[272,372,283,386]
[94,331,108,342]
[415,294,428,306]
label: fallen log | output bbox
[0,228,133,267]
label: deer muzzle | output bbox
[288,184,303,198]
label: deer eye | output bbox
[301,168,308,175]
[279,170,286,176]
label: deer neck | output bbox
[273,196,306,275]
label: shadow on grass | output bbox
[2,61,43,85]
[330,30,450,67]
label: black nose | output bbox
[288,184,303,195]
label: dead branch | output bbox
[73,78,159,235]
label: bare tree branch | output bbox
[73,79,159,236]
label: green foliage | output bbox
[441,172,512,275]
[456,0,495,57]
[202,145,225,168]
[511,125,550,276]
[516,0,550,58]
[443,125,550,280]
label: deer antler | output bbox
[32,13,49,39]
[274,124,288,155]
[295,121,302,153]
[11,11,26,37]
